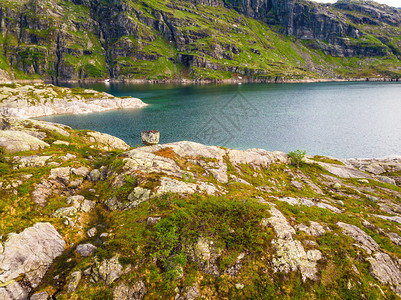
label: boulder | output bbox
[53,207,77,218]
[87,132,130,151]
[93,256,124,285]
[76,243,97,257]
[0,223,65,299]
[67,271,82,293]
[141,130,160,145]
[0,131,49,153]
[30,292,49,300]
[156,177,218,196]
[368,252,401,296]
[87,227,97,238]
[88,169,102,182]
[337,222,380,254]
[113,281,146,300]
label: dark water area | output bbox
[38,81,401,158]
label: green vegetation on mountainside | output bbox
[0,0,400,81]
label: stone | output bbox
[230,175,251,185]
[277,197,343,214]
[81,200,96,213]
[88,131,130,151]
[0,86,147,118]
[95,255,123,285]
[53,207,77,218]
[0,131,49,153]
[105,196,120,211]
[368,252,401,296]
[374,214,401,224]
[337,222,380,254]
[113,281,147,300]
[60,153,76,161]
[377,176,396,185]
[49,167,71,186]
[141,130,160,145]
[13,155,52,169]
[186,237,222,276]
[32,181,53,206]
[88,169,102,182]
[30,292,49,300]
[235,283,244,289]
[296,221,327,237]
[263,206,321,281]
[182,284,200,300]
[147,217,161,225]
[53,140,70,146]
[67,271,82,293]
[127,187,151,207]
[157,177,218,196]
[66,195,85,209]
[87,227,97,238]
[71,166,90,177]
[76,243,97,257]
[387,232,401,246]
[227,148,288,168]
[0,223,65,299]
[291,180,303,190]
[317,161,370,179]
[367,195,379,203]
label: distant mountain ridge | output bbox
[0,0,400,81]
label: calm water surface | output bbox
[39,82,401,158]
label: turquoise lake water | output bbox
[39,81,401,158]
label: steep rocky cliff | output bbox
[1,108,401,299]
[0,0,400,81]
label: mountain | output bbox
[0,0,400,81]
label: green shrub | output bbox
[0,147,5,163]
[288,149,306,168]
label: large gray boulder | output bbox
[0,223,65,300]
[0,131,49,153]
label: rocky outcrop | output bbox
[263,206,322,282]
[0,223,65,300]
[0,84,147,118]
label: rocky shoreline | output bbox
[1,115,401,299]
[2,77,400,87]
[0,83,148,118]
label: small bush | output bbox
[288,149,306,168]
[0,147,5,163]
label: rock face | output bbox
[0,84,147,118]
[0,0,400,81]
[0,223,65,300]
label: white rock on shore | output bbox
[0,83,148,118]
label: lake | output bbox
[38,81,401,158]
